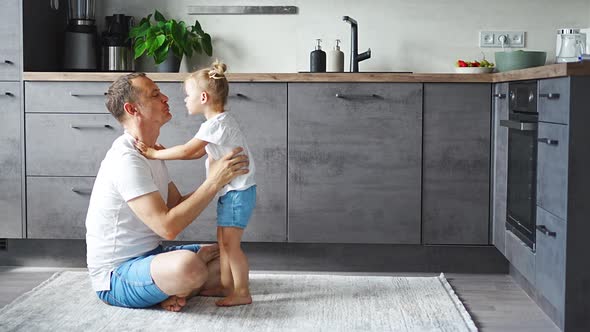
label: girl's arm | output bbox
[135,137,208,160]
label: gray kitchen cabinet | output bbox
[422,83,491,244]
[505,229,536,285]
[0,82,22,238]
[25,113,121,176]
[491,83,508,255]
[27,177,95,239]
[538,77,569,125]
[288,83,422,244]
[24,82,111,113]
[158,82,288,242]
[535,206,566,321]
[0,0,21,81]
[536,122,569,221]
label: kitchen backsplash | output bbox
[94,0,590,73]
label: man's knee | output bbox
[174,252,209,286]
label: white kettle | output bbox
[555,28,586,63]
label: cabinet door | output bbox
[535,207,566,314]
[0,0,21,80]
[26,114,121,176]
[492,83,509,254]
[423,83,491,244]
[0,82,22,238]
[159,83,288,242]
[288,83,422,244]
[537,122,569,221]
[538,78,570,125]
[27,177,95,239]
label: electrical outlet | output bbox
[479,31,526,48]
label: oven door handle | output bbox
[500,120,537,131]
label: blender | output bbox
[63,0,97,71]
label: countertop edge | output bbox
[22,63,590,83]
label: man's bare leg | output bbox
[150,245,221,311]
[216,227,252,307]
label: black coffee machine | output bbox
[101,14,134,72]
[63,0,97,71]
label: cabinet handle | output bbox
[70,92,107,97]
[537,138,559,145]
[70,124,113,129]
[536,225,556,237]
[500,119,537,131]
[1,92,14,97]
[229,93,248,99]
[539,93,560,100]
[335,93,381,99]
[71,187,92,195]
[1,60,14,65]
[493,93,506,99]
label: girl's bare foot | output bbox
[160,295,187,312]
[215,293,252,307]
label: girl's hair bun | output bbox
[208,60,227,80]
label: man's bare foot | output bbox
[196,244,220,263]
[215,293,252,307]
[199,286,232,297]
[160,295,187,312]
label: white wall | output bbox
[98,0,590,73]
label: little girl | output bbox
[135,60,256,307]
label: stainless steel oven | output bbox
[501,81,538,250]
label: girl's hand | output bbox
[134,139,157,159]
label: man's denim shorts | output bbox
[96,244,201,308]
[217,185,256,229]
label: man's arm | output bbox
[127,148,249,240]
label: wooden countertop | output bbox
[23,62,590,83]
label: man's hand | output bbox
[134,139,157,159]
[206,147,249,190]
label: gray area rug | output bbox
[0,271,477,332]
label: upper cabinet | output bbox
[0,0,21,80]
[287,83,423,244]
[422,83,492,245]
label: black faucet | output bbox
[342,16,371,72]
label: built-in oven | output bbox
[501,81,538,251]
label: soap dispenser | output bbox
[327,39,344,72]
[310,39,326,72]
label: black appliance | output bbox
[63,0,97,71]
[501,81,539,250]
[101,14,134,71]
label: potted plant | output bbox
[129,10,213,72]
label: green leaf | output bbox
[201,33,212,56]
[192,20,203,34]
[154,10,166,22]
[154,45,170,64]
[134,39,148,59]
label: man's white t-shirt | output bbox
[85,132,170,291]
[195,112,256,196]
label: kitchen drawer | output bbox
[535,206,566,313]
[25,82,111,113]
[0,0,21,81]
[537,122,569,221]
[26,114,121,176]
[505,229,536,286]
[538,78,570,125]
[27,176,95,239]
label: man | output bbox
[85,73,249,312]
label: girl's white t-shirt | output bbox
[195,112,256,196]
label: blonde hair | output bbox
[185,60,229,106]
